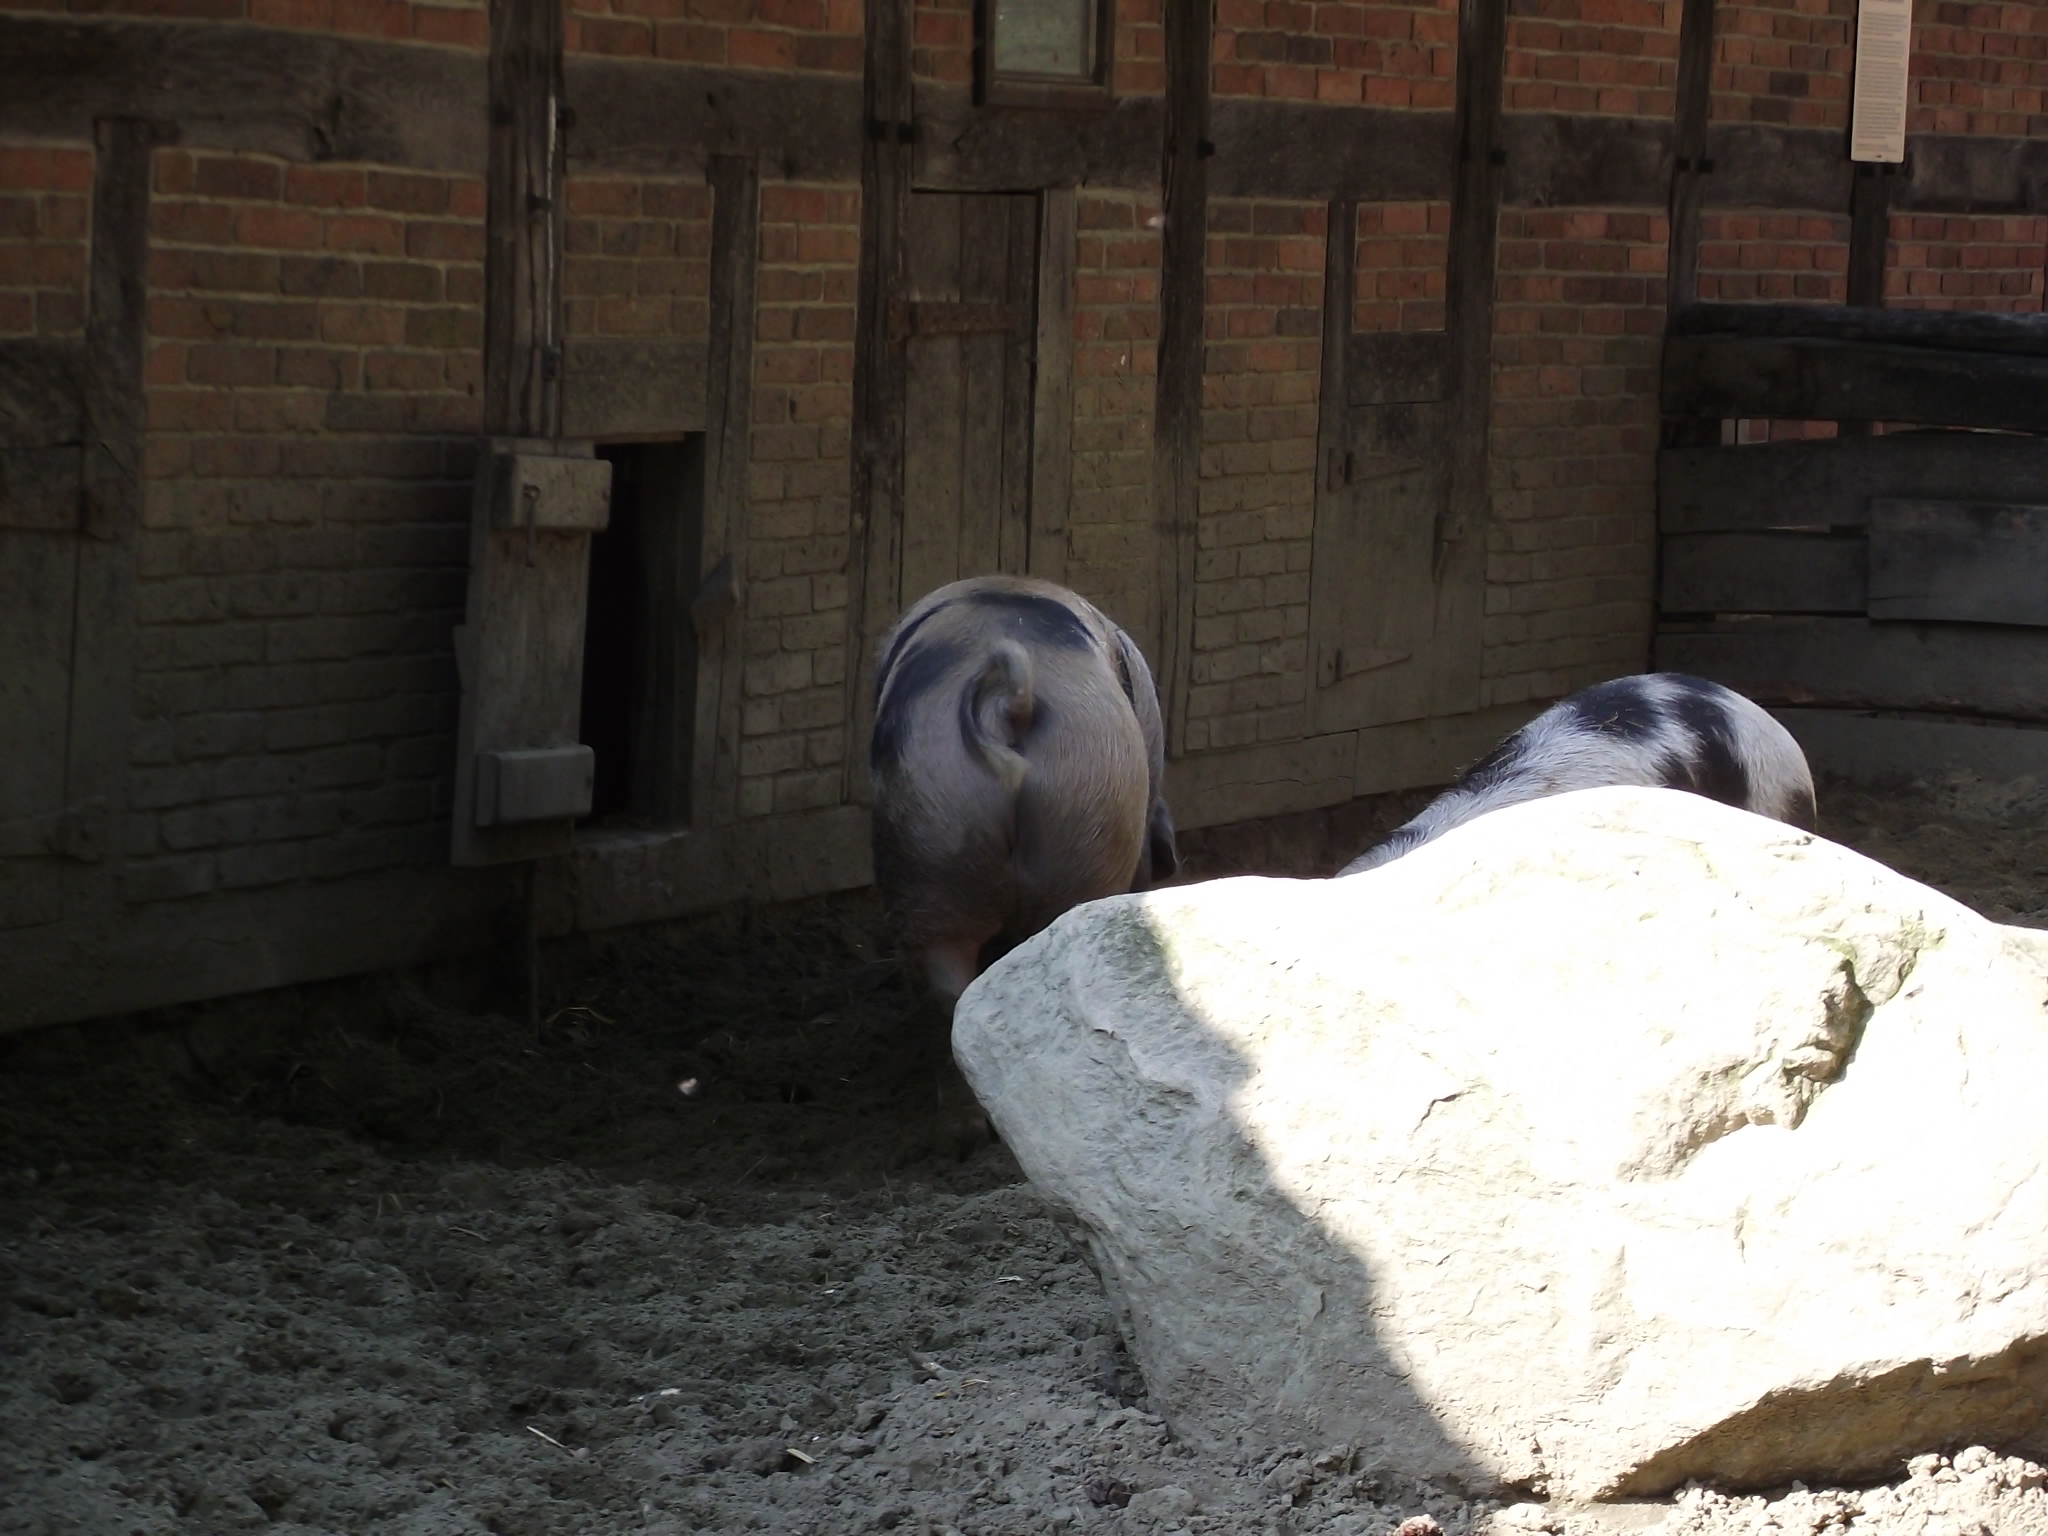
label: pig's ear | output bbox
[1141,799,1180,887]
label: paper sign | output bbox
[1851,0,1914,163]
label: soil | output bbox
[4,772,2048,1536]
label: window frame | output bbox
[974,0,1116,110]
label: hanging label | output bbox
[1850,0,1913,163]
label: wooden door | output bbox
[896,191,1039,609]
[1309,397,1452,731]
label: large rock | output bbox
[953,786,2048,1501]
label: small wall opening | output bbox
[579,438,706,829]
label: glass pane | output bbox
[992,0,1095,80]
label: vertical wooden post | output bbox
[484,0,567,441]
[62,117,164,910]
[1153,0,1210,755]
[1429,0,1506,710]
[696,154,760,830]
[482,0,566,1024]
[1666,0,1716,325]
[1840,166,1896,436]
[844,0,914,804]
[1663,0,1724,453]
[1028,186,1078,586]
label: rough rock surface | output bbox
[954,786,2048,1502]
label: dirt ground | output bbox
[5,772,2048,1536]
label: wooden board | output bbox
[0,341,86,449]
[0,15,485,174]
[1867,499,2048,627]
[1775,707,2048,788]
[1672,300,2048,358]
[1700,124,1852,213]
[1662,335,2048,434]
[0,446,83,532]
[898,191,1037,610]
[695,154,759,830]
[914,88,1162,194]
[568,57,862,181]
[1309,402,1451,733]
[560,339,709,441]
[1500,111,1671,209]
[1664,0,1715,317]
[1028,188,1076,585]
[1658,431,2048,533]
[1208,100,1453,202]
[1347,331,1449,407]
[1655,617,2048,721]
[1659,531,1868,615]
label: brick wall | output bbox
[0,0,485,46]
[1064,190,1163,655]
[1212,0,1455,105]
[1909,0,2048,136]
[911,0,1163,90]
[1187,198,1322,753]
[562,175,712,341]
[1695,210,1850,303]
[1710,0,1853,128]
[1885,212,2047,312]
[1482,208,1664,708]
[566,0,860,68]
[1505,0,1678,117]
[126,148,483,903]
[1353,198,1448,332]
[0,143,90,339]
[737,181,858,819]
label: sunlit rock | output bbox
[954,786,2048,1500]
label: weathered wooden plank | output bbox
[914,87,1162,192]
[1501,111,1671,209]
[1672,300,2048,358]
[1208,100,1454,201]
[1347,330,1449,407]
[0,341,86,449]
[1895,133,2048,216]
[1028,187,1076,585]
[1659,432,2048,533]
[1429,0,1505,716]
[484,0,566,441]
[1655,617,2048,721]
[1164,730,1358,828]
[559,339,709,440]
[567,57,862,180]
[1700,124,1851,212]
[1662,335,2048,433]
[1867,499,2048,627]
[0,446,83,532]
[1846,168,1895,315]
[0,529,80,843]
[1776,707,2048,789]
[954,195,1006,585]
[1154,0,1209,752]
[997,195,1036,578]
[1664,0,1715,317]
[696,155,760,830]
[843,0,915,804]
[0,15,486,173]
[1311,402,1450,732]
[1659,531,1868,615]
[56,119,162,905]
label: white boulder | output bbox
[953,786,2048,1501]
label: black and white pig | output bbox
[869,575,1180,1007]
[1337,672,1815,876]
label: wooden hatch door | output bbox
[896,190,1041,607]
[1308,386,1454,732]
[448,439,613,867]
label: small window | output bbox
[979,0,1111,107]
